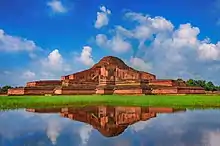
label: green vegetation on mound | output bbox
[1,94,220,110]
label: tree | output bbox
[186,79,220,91]
[196,80,206,88]
[0,86,13,93]
[205,81,216,91]
[186,79,196,86]
[177,78,184,82]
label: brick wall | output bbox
[61,89,96,95]
[26,80,61,87]
[8,88,25,95]
[149,80,174,86]
[24,87,55,95]
[114,89,144,95]
[177,87,205,94]
[152,87,178,94]
[140,72,156,80]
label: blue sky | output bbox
[0,0,220,86]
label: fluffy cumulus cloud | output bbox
[124,12,174,41]
[0,29,39,52]
[130,57,152,71]
[21,70,36,80]
[76,46,95,66]
[95,6,111,29]
[47,0,67,13]
[96,33,132,53]
[0,48,73,86]
[95,11,220,83]
[42,49,63,71]
[34,49,72,80]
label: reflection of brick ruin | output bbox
[8,56,205,95]
[26,106,186,137]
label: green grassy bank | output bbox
[1,94,220,110]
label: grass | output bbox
[1,94,220,110]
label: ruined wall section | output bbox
[177,87,205,94]
[115,68,156,81]
[8,88,25,95]
[61,68,101,86]
[62,68,100,81]
[26,80,62,87]
[24,87,54,95]
[149,79,187,87]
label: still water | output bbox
[0,106,220,146]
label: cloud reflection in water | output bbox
[0,106,220,146]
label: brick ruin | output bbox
[8,56,205,95]
[26,106,186,137]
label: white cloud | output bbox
[95,6,111,29]
[0,29,38,52]
[46,119,62,145]
[95,12,174,54]
[47,0,67,13]
[198,42,220,60]
[77,46,95,66]
[48,49,63,67]
[96,34,132,53]
[41,49,64,71]
[95,11,220,83]
[21,71,36,80]
[78,124,93,146]
[124,12,174,41]
[130,57,152,71]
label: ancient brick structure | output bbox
[26,80,61,87]
[26,105,186,137]
[7,56,205,95]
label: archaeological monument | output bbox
[8,56,205,95]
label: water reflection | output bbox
[0,106,220,146]
[26,106,186,137]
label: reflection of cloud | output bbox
[78,124,93,146]
[46,119,62,145]
[130,120,152,132]
[0,110,43,139]
[1,109,220,146]
[0,110,69,145]
[203,129,220,146]
[128,110,220,146]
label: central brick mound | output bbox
[8,56,205,95]
[26,106,186,137]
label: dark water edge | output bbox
[1,105,220,146]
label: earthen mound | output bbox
[92,56,130,69]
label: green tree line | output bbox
[0,86,13,93]
[185,79,220,91]
[0,86,23,93]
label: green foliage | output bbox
[186,79,219,91]
[0,85,13,93]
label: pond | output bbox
[0,105,220,146]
